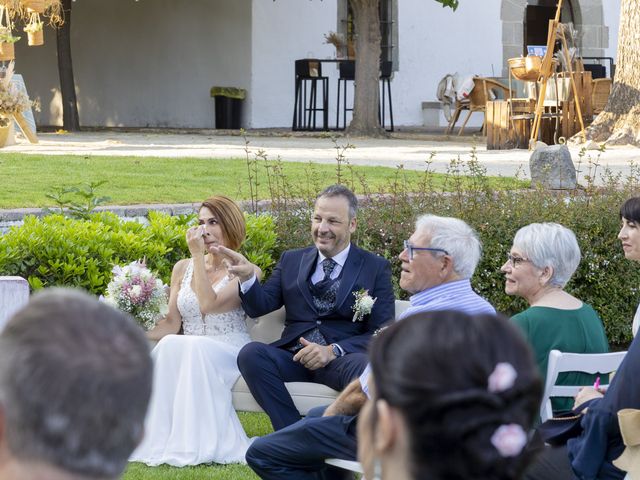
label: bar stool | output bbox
[336,60,355,130]
[335,60,394,132]
[292,59,329,131]
[379,61,394,132]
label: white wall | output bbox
[396,0,502,126]
[17,0,252,128]
[250,0,338,128]
[602,0,620,63]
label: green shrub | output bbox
[0,211,277,294]
[240,143,640,347]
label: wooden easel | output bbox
[529,0,586,147]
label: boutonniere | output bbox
[352,288,376,322]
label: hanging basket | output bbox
[0,41,14,61]
[27,28,42,45]
[23,0,45,13]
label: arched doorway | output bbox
[501,0,607,76]
[523,0,577,55]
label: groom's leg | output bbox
[246,409,357,480]
[237,341,310,430]
[312,352,369,392]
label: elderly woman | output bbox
[501,222,609,411]
[522,199,640,480]
[357,310,542,480]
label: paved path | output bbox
[3,130,640,181]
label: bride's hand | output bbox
[186,226,206,256]
[213,246,255,282]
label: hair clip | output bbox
[491,424,527,457]
[488,362,517,393]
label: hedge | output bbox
[0,211,277,294]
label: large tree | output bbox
[582,0,639,146]
[348,0,459,136]
[56,0,79,131]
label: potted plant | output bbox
[324,31,346,59]
[0,28,20,61]
[24,13,43,45]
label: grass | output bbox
[124,412,272,480]
[0,153,526,208]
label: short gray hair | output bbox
[317,184,358,219]
[512,222,580,288]
[415,214,482,279]
[0,288,152,478]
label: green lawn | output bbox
[0,153,525,208]
[124,412,272,479]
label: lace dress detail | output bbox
[129,258,253,467]
[177,259,251,348]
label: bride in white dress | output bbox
[130,195,260,467]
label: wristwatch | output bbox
[331,343,344,357]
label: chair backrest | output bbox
[592,78,612,114]
[540,349,627,422]
[295,59,322,78]
[468,77,512,111]
[0,276,29,332]
[339,60,355,80]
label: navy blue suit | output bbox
[237,243,394,430]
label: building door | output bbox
[524,0,575,55]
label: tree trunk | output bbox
[56,0,80,131]
[582,0,640,146]
[347,0,385,137]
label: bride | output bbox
[130,195,260,466]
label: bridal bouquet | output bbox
[103,260,168,330]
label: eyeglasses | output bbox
[506,253,530,268]
[403,240,449,261]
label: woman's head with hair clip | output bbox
[357,310,542,480]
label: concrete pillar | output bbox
[0,277,29,331]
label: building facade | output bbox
[14,0,620,129]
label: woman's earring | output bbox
[373,458,382,480]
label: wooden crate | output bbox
[486,99,536,150]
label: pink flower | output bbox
[488,362,517,393]
[491,424,527,457]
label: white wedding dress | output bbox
[130,259,253,466]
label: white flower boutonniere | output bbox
[352,288,376,322]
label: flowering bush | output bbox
[103,260,168,330]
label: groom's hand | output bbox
[214,246,256,282]
[293,337,335,370]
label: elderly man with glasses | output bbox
[246,214,495,480]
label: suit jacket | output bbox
[240,243,395,353]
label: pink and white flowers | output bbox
[103,260,168,330]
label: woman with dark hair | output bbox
[522,196,640,480]
[357,310,542,480]
[619,196,640,336]
[130,195,260,467]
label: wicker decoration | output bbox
[24,11,42,45]
[0,40,14,61]
[508,56,558,82]
[22,0,44,13]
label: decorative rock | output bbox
[0,276,29,332]
[529,144,577,189]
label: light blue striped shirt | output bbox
[359,279,495,396]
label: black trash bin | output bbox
[210,87,246,129]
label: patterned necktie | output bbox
[322,258,337,282]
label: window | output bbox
[338,0,397,69]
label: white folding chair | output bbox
[540,349,627,422]
[325,458,363,474]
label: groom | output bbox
[219,185,394,430]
